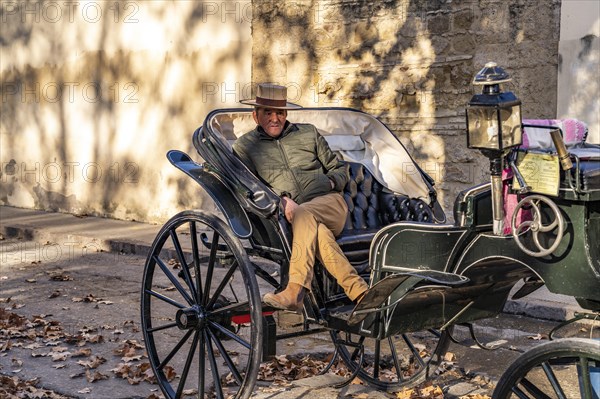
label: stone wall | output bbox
[251,0,562,216]
[1,1,251,222]
[1,0,566,223]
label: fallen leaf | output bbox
[122,355,142,362]
[527,333,546,341]
[397,388,415,399]
[49,273,73,281]
[77,355,106,369]
[86,369,109,383]
[443,352,456,362]
[72,348,92,357]
[77,387,92,394]
[50,352,70,362]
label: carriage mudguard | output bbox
[347,269,469,325]
[167,150,252,239]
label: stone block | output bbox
[428,12,451,35]
[454,8,475,30]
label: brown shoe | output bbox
[263,283,305,312]
[353,289,367,305]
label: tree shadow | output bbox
[1,1,251,221]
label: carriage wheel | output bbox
[141,210,262,399]
[492,338,600,399]
[330,327,452,390]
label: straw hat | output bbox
[240,83,302,109]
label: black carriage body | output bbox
[362,146,600,340]
[171,109,600,339]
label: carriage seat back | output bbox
[342,162,433,232]
[337,162,433,270]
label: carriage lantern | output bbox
[466,62,523,235]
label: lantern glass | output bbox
[466,103,522,151]
[499,104,522,149]
[467,106,500,149]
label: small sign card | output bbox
[513,152,560,197]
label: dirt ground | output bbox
[1,235,597,399]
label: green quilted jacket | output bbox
[232,122,348,204]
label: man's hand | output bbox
[282,196,299,223]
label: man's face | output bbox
[253,108,287,137]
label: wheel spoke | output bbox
[351,336,366,362]
[208,320,251,349]
[538,218,558,232]
[198,329,206,399]
[516,220,533,234]
[158,329,195,370]
[520,377,552,399]
[205,330,224,399]
[190,221,204,304]
[373,339,381,378]
[175,331,199,399]
[388,335,404,382]
[533,231,547,252]
[145,289,185,309]
[203,232,221,306]
[146,322,178,333]
[208,300,250,317]
[541,361,567,399]
[579,356,593,399]
[154,255,194,306]
[208,327,244,385]
[251,262,280,288]
[511,385,532,399]
[170,229,198,301]
[402,334,425,368]
[206,260,239,310]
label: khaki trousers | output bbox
[288,192,368,301]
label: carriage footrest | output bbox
[325,304,355,322]
[348,269,469,325]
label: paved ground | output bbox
[1,205,598,399]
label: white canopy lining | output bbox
[208,109,431,203]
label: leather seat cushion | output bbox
[337,162,433,268]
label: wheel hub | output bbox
[176,305,204,330]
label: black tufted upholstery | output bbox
[336,162,433,272]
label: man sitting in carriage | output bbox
[233,83,369,312]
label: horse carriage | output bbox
[140,65,600,399]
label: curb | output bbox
[1,224,154,258]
